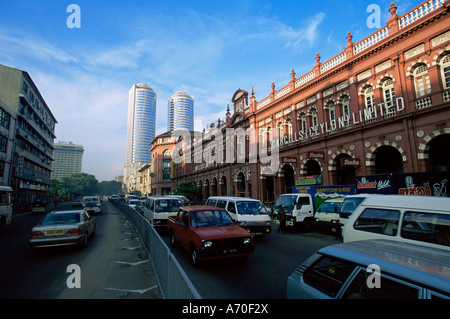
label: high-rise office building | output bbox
[167,91,194,131]
[51,142,84,180]
[126,83,157,165]
[124,83,156,193]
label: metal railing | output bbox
[110,200,201,299]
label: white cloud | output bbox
[0,29,77,65]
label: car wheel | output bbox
[190,245,201,267]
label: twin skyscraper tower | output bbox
[125,83,194,168]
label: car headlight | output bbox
[239,221,246,226]
[243,237,251,245]
[203,241,212,248]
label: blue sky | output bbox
[0,0,419,181]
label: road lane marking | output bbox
[104,286,158,294]
[116,260,149,266]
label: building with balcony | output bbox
[0,64,57,205]
[149,131,178,196]
[170,0,450,203]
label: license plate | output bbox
[223,249,238,254]
[46,230,64,235]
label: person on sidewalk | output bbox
[278,205,287,234]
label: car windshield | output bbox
[341,197,366,214]
[236,201,268,215]
[274,195,298,211]
[41,213,80,225]
[155,199,183,213]
[190,210,234,227]
[318,201,343,213]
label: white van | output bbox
[314,197,345,233]
[82,196,101,215]
[0,186,13,229]
[338,194,376,231]
[143,196,184,227]
[342,195,450,251]
[205,196,272,236]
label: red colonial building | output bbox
[172,0,450,203]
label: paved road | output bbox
[160,223,342,299]
[0,201,162,299]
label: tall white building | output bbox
[124,83,156,193]
[167,91,194,131]
[51,142,84,180]
[126,83,157,165]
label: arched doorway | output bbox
[335,154,356,185]
[262,176,275,202]
[236,172,245,197]
[304,159,321,175]
[374,146,403,174]
[196,180,203,202]
[211,177,218,196]
[204,179,210,199]
[428,134,450,172]
[282,164,295,193]
[220,176,227,196]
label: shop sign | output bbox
[307,151,325,159]
[340,158,360,167]
[282,157,297,164]
[295,174,322,186]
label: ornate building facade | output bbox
[170,1,449,203]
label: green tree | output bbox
[173,182,198,200]
[98,180,122,196]
[51,173,98,199]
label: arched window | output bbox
[259,127,266,148]
[309,107,318,129]
[276,121,283,138]
[382,78,396,108]
[267,126,272,148]
[439,54,450,90]
[364,86,375,109]
[340,95,351,120]
[413,64,431,98]
[286,118,293,137]
[363,86,376,123]
[297,112,307,135]
[326,101,336,124]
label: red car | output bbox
[167,205,255,266]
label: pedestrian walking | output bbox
[278,205,287,234]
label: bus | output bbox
[0,186,13,229]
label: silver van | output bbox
[342,195,450,251]
[287,239,450,299]
[205,196,272,236]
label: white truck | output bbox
[273,185,356,230]
[273,193,315,230]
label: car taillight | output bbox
[30,231,43,238]
[67,228,82,235]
